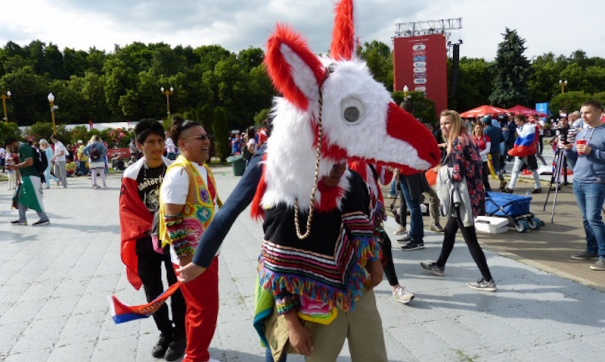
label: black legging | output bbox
[481,161,491,192]
[435,216,493,282]
[380,230,399,286]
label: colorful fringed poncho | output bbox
[256,171,380,324]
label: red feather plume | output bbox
[330,0,355,60]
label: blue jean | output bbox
[44,165,58,186]
[399,180,424,242]
[389,179,397,196]
[573,182,605,257]
[77,161,89,176]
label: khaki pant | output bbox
[307,289,387,362]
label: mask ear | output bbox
[330,0,356,61]
[265,24,327,111]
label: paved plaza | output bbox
[0,155,604,361]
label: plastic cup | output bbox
[577,139,587,155]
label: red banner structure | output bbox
[393,34,448,117]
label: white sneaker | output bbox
[393,286,415,304]
[394,226,407,235]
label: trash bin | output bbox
[230,156,246,176]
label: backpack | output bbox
[33,146,48,174]
[90,146,101,161]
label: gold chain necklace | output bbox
[294,91,324,240]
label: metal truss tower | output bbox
[394,18,462,38]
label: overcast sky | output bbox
[2,0,603,61]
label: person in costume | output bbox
[177,117,272,279]
[251,1,441,360]
[5,137,50,226]
[180,1,440,360]
[175,118,284,362]
[159,117,222,362]
[119,119,186,361]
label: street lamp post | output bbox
[559,79,568,94]
[48,93,57,134]
[1,90,11,123]
[401,85,414,113]
[160,86,174,116]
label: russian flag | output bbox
[508,124,537,157]
[108,282,182,324]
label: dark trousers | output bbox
[380,231,399,286]
[400,180,424,242]
[136,237,186,337]
[397,185,407,228]
[436,216,493,282]
[481,161,491,191]
[77,161,88,176]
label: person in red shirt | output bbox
[472,123,492,191]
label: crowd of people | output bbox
[3,99,604,361]
[382,101,605,300]
[229,126,268,166]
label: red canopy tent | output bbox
[506,105,549,118]
[460,105,508,118]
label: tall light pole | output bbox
[160,86,174,116]
[48,93,57,134]
[559,79,568,94]
[1,90,11,123]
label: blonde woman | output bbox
[420,110,497,292]
[83,135,108,189]
[39,139,59,189]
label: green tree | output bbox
[358,41,393,91]
[1,65,49,125]
[454,57,493,111]
[212,107,231,161]
[0,121,22,141]
[549,91,590,115]
[489,28,532,108]
[69,126,91,145]
[392,91,437,126]
[25,122,68,142]
[528,53,564,105]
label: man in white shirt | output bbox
[50,135,67,188]
[164,133,177,160]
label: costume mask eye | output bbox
[341,97,364,124]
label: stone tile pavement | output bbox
[0,167,604,362]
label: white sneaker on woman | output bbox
[393,286,415,304]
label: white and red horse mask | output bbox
[255,0,440,214]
